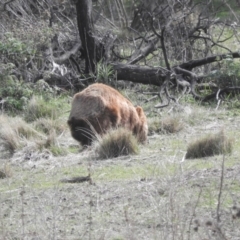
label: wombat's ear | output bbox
[135,106,143,116]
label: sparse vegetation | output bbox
[96,128,139,159]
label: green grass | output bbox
[24,95,69,122]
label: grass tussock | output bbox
[0,115,42,154]
[0,125,20,154]
[33,117,66,134]
[161,116,184,134]
[148,115,184,135]
[40,129,67,156]
[24,96,63,122]
[186,130,233,159]
[96,128,139,159]
[0,114,67,156]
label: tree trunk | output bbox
[112,63,166,86]
[75,0,96,73]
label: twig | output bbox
[216,155,225,222]
[60,174,91,183]
[20,188,26,238]
[215,89,222,110]
[2,0,15,11]
[87,163,93,240]
[187,187,202,240]
[144,95,158,103]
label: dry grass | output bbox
[186,130,233,159]
[0,114,67,156]
[148,115,184,135]
[0,163,12,178]
[0,115,41,154]
[95,128,139,159]
[161,115,184,133]
[33,117,66,134]
[1,103,240,239]
[0,89,239,239]
[0,126,20,154]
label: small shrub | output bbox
[0,33,34,56]
[96,128,139,159]
[186,131,233,159]
[0,65,33,113]
[215,59,240,88]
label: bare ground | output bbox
[1,105,240,240]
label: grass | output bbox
[1,91,240,239]
[0,164,12,179]
[0,113,69,157]
[33,117,66,135]
[0,115,42,154]
[186,130,233,159]
[148,115,184,135]
[1,0,240,237]
[24,95,68,122]
[95,128,139,159]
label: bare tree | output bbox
[73,0,240,103]
[1,0,240,102]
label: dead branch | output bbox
[143,95,158,103]
[51,43,81,65]
[203,87,240,102]
[174,66,202,100]
[178,52,240,71]
[112,63,167,86]
[127,37,159,64]
[1,0,16,11]
[154,74,177,108]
